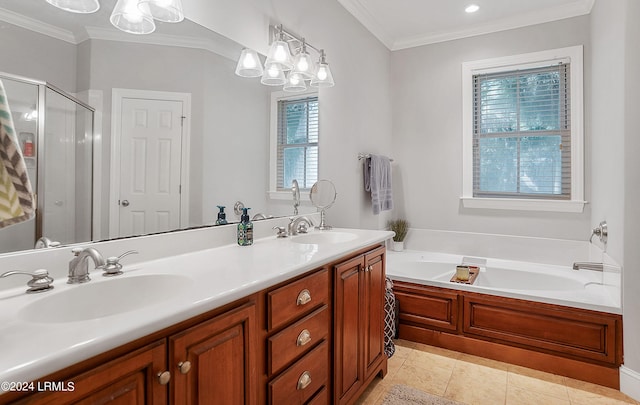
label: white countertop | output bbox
[0,227,393,385]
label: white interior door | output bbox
[117,97,184,237]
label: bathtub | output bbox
[386,250,621,314]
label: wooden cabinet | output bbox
[264,268,331,405]
[4,245,389,405]
[393,281,624,389]
[169,302,257,405]
[11,340,168,405]
[6,302,257,405]
[333,246,387,405]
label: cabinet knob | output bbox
[178,361,192,374]
[296,329,312,347]
[296,289,311,306]
[296,371,312,390]
[157,371,171,385]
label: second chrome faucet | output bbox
[68,248,139,284]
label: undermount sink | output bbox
[19,274,193,323]
[291,231,358,245]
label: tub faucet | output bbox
[68,247,106,284]
[288,216,314,236]
[572,262,604,271]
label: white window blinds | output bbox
[277,96,319,190]
[473,63,571,199]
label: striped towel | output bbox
[0,79,35,228]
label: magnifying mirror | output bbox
[309,180,337,230]
[292,179,300,215]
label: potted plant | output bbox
[387,219,409,251]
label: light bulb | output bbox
[297,56,309,72]
[290,75,301,85]
[274,45,288,63]
[267,65,280,78]
[124,2,144,23]
[317,67,328,81]
[243,53,257,69]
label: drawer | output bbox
[268,340,329,405]
[268,268,329,331]
[268,305,330,376]
[306,385,328,405]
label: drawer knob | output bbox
[178,361,192,374]
[296,289,311,306]
[297,371,312,390]
[157,371,171,385]
[296,329,312,346]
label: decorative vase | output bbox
[391,241,404,252]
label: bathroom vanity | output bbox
[0,225,392,405]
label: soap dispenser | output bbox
[237,208,253,246]
[215,205,227,225]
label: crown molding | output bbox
[0,6,76,44]
[335,0,394,49]
[337,0,595,51]
[83,26,238,61]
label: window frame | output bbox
[268,89,319,201]
[461,46,585,212]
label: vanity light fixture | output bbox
[45,0,100,13]
[310,50,335,88]
[235,48,264,77]
[465,4,480,13]
[45,0,185,34]
[265,26,294,71]
[137,0,184,22]
[235,24,335,90]
[283,72,307,92]
[110,0,155,34]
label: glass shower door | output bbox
[41,87,93,245]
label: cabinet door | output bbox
[14,340,167,405]
[333,255,364,404]
[363,247,385,379]
[170,302,257,405]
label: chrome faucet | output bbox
[68,247,106,284]
[572,262,604,271]
[288,216,314,236]
[35,236,60,249]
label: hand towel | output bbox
[364,154,393,215]
[0,79,35,228]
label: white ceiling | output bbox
[337,0,594,50]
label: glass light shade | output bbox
[310,62,335,88]
[265,40,293,71]
[291,50,313,79]
[283,73,307,92]
[45,0,100,13]
[235,48,264,77]
[261,63,287,86]
[138,0,184,23]
[110,0,155,34]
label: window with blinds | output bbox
[473,63,571,200]
[276,96,319,190]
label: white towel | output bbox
[0,79,35,228]
[364,154,393,215]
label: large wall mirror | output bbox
[0,0,309,255]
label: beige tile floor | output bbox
[356,339,640,405]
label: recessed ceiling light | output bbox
[465,4,480,13]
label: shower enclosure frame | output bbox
[0,71,95,249]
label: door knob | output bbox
[121,199,130,207]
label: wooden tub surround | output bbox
[393,281,623,389]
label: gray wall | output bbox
[0,23,76,90]
[390,16,592,240]
[253,0,394,230]
[622,0,640,395]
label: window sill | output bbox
[460,197,586,213]
[268,191,311,201]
